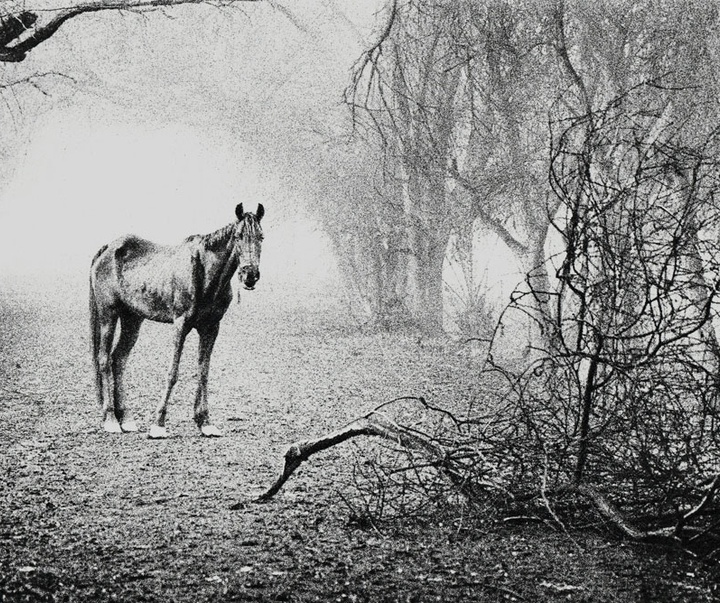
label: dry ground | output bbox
[0,276,718,602]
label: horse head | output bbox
[234,203,264,290]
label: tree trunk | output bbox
[518,222,556,353]
[398,163,449,332]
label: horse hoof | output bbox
[121,420,139,432]
[200,424,223,437]
[148,425,169,439]
[103,419,123,434]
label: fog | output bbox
[0,1,384,303]
[0,103,336,298]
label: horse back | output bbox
[114,235,162,262]
[92,235,200,323]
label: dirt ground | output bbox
[1,276,718,602]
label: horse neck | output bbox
[202,223,240,297]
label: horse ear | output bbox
[256,204,265,222]
[235,204,244,220]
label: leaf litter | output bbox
[0,283,717,602]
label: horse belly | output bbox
[118,276,173,322]
[117,252,195,323]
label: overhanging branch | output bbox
[0,0,260,62]
[448,165,529,256]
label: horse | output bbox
[89,203,264,438]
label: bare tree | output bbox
[335,0,720,342]
[251,88,720,554]
[486,89,720,542]
[342,0,465,331]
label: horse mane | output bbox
[185,222,236,251]
[185,214,262,252]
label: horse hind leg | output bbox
[112,313,143,432]
[96,314,121,433]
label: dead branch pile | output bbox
[244,392,720,554]
[237,90,720,558]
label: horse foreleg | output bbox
[150,317,189,439]
[195,322,221,437]
[97,318,120,433]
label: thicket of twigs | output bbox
[254,92,720,557]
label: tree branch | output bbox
[0,0,260,62]
[239,402,720,549]
[552,0,591,116]
[344,0,398,125]
[448,164,529,256]
[234,404,479,507]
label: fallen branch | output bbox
[578,474,720,544]
[232,404,478,508]
[232,401,720,553]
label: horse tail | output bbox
[89,244,108,408]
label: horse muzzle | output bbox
[239,266,260,290]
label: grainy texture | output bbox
[0,279,717,602]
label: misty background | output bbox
[0,1,404,309]
[2,4,720,593]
